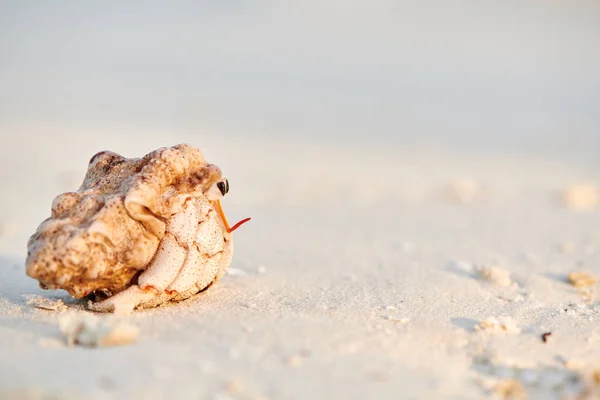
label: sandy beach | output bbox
[0,130,599,399]
[2,2,600,399]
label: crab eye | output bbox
[217,179,229,196]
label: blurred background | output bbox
[1,4,600,398]
[1,1,599,162]
[0,0,599,242]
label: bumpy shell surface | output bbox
[26,144,223,298]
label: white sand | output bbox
[0,131,599,399]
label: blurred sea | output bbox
[1,1,599,164]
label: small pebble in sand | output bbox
[224,379,244,395]
[475,265,513,287]
[560,183,599,210]
[26,295,67,312]
[492,378,526,399]
[568,271,597,288]
[222,379,268,400]
[593,370,600,384]
[58,312,139,347]
[285,356,303,367]
[561,302,596,317]
[385,315,410,324]
[474,316,521,335]
[541,332,552,343]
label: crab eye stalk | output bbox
[217,179,229,196]
[206,178,228,200]
[207,178,251,233]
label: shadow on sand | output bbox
[450,317,479,332]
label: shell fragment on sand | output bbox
[560,183,599,210]
[26,295,67,312]
[568,271,598,288]
[475,265,513,287]
[474,316,522,334]
[58,312,139,347]
[492,379,526,400]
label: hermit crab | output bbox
[25,144,250,313]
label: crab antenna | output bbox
[214,200,251,233]
[228,217,251,233]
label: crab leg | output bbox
[89,231,188,313]
[137,199,202,291]
[165,209,224,294]
[136,232,187,291]
[90,199,204,313]
[90,197,249,313]
[88,285,159,314]
[166,251,222,294]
